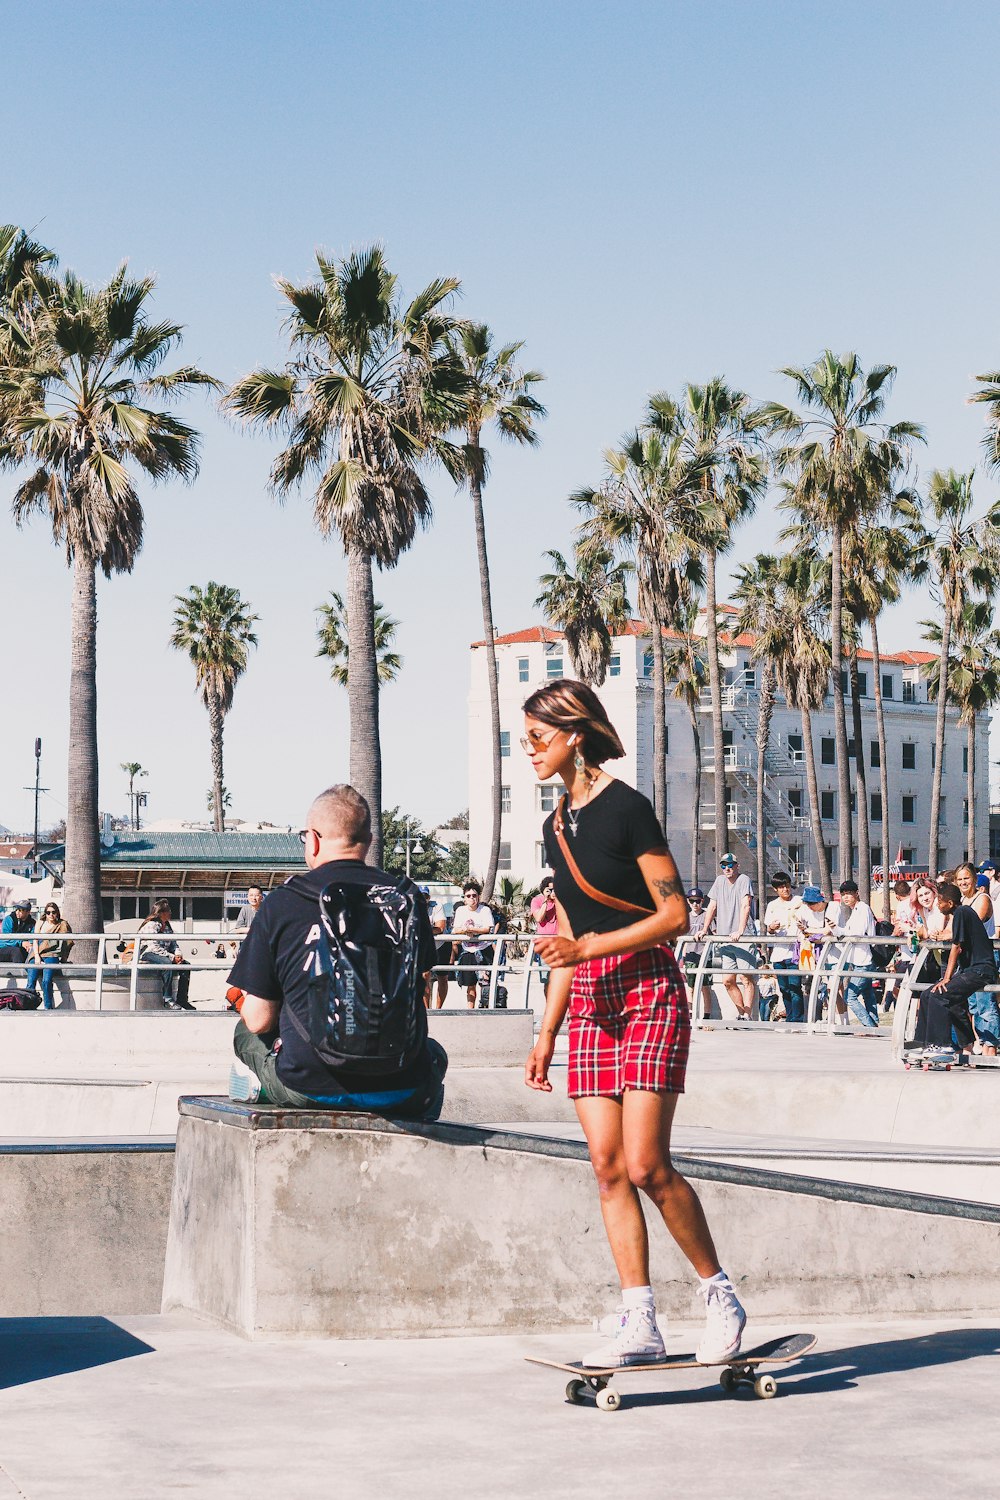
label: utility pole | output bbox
[23,738,48,879]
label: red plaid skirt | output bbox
[567,946,690,1098]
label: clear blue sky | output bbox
[3,0,999,835]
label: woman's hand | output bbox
[525,1033,556,1091]
[534,934,583,968]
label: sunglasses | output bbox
[44,908,58,915]
[519,728,560,754]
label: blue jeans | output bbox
[970,990,1000,1049]
[844,974,878,1027]
[25,956,60,1009]
[772,959,804,1023]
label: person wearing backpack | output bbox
[226,783,447,1119]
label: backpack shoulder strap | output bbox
[553,796,653,917]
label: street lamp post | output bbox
[393,818,424,878]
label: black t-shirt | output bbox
[951,903,997,973]
[542,779,665,937]
[228,860,436,1100]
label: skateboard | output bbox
[527,1332,816,1412]
[903,1050,971,1072]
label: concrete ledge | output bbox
[161,1098,1000,1339]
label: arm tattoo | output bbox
[653,875,685,900]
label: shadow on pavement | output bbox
[0,1317,154,1391]
[596,1326,1000,1411]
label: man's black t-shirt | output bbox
[542,779,666,936]
[228,860,436,1101]
[951,903,998,974]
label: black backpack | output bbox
[287,877,426,1076]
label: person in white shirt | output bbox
[451,881,496,1009]
[421,887,451,1009]
[763,872,804,1023]
[825,879,878,1027]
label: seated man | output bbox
[913,881,998,1060]
[227,783,447,1120]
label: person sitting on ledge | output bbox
[226,783,447,1119]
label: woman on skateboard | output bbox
[522,679,746,1369]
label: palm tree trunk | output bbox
[209,693,225,834]
[967,712,976,863]
[705,547,728,858]
[801,703,833,896]
[870,619,891,912]
[468,430,502,902]
[831,522,852,882]
[928,603,952,879]
[687,696,702,886]
[849,651,871,904]
[756,660,775,906]
[66,549,104,939]
[347,543,383,867]
[650,621,667,827]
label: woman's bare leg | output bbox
[620,1090,721,1278]
[574,1095,650,1288]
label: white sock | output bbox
[621,1285,655,1311]
[699,1269,731,1288]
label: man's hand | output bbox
[931,979,947,993]
[534,934,584,968]
[525,1034,556,1091]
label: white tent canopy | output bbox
[0,872,56,914]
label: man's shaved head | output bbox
[308,784,372,847]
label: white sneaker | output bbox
[696,1278,746,1364]
[228,1061,262,1103]
[582,1306,665,1368]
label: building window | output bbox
[743,664,756,689]
[545,654,564,679]
[191,897,223,921]
[964,799,969,827]
[821,791,836,821]
[821,738,835,766]
[609,652,621,678]
[857,672,868,696]
[871,793,882,821]
[537,783,566,813]
[535,841,547,868]
[870,740,880,768]
[902,848,915,866]
[839,670,848,695]
[939,797,947,826]
[963,745,969,774]
[871,844,882,868]
[788,788,803,818]
[931,745,944,772]
[642,649,653,679]
[902,795,915,824]
[847,738,857,759]
[787,733,803,763]
[517,657,529,683]
[825,844,836,876]
[902,680,916,704]
[850,791,857,814]
[882,673,894,700]
[788,843,803,869]
[500,785,511,814]
[664,782,672,816]
[902,742,916,770]
[498,842,511,873]
[500,731,510,758]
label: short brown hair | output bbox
[522,678,625,765]
[309,784,372,845]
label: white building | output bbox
[468,613,988,892]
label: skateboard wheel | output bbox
[596,1387,621,1412]
[719,1368,739,1393]
[754,1374,778,1399]
[565,1380,586,1404]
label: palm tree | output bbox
[650,382,769,862]
[452,323,545,899]
[764,352,923,885]
[924,601,1000,864]
[226,246,467,866]
[731,554,782,906]
[911,470,1000,876]
[535,541,631,684]
[0,264,216,933]
[0,224,56,325]
[171,583,259,833]
[574,427,707,826]
[120,761,147,830]
[316,591,402,686]
[970,372,1000,473]
[763,555,834,895]
[664,617,708,884]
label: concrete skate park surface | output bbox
[0,1314,996,1499]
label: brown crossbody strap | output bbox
[553,795,653,916]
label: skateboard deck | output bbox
[527,1332,816,1411]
